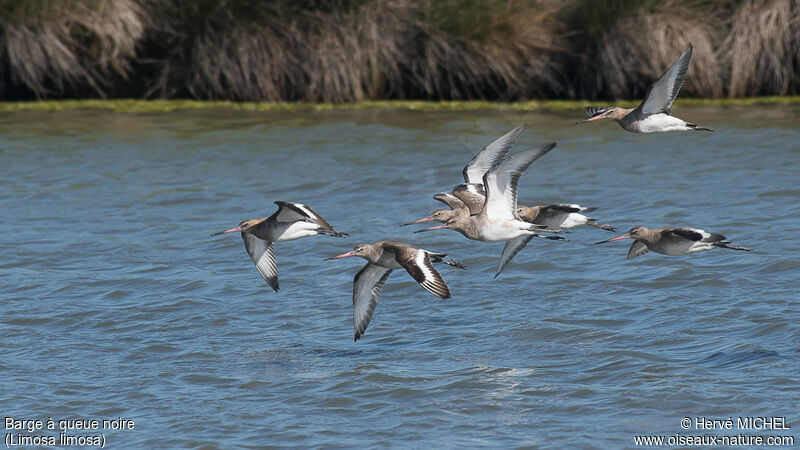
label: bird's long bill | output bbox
[210,226,242,236]
[583,115,607,123]
[594,233,630,244]
[401,215,435,226]
[324,251,356,260]
[414,223,447,233]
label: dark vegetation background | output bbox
[0,0,798,102]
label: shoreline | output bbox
[0,97,798,114]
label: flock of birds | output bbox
[212,44,750,341]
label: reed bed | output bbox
[0,0,148,97]
[0,0,797,101]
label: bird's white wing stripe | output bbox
[293,203,319,221]
[414,250,436,282]
[418,251,450,298]
[415,250,435,283]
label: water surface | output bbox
[2,105,798,447]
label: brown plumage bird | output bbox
[326,241,464,341]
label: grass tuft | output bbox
[0,0,148,98]
[721,0,800,96]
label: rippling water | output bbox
[2,106,798,447]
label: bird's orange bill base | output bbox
[401,215,435,226]
[584,115,606,122]
[594,233,631,244]
[324,251,356,260]
[414,223,447,233]
[211,226,242,236]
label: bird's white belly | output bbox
[638,114,689,133]
[657,240,712,255]
[273,221,319,241]
[480,220,530,242]
[684,242,716,254]
[559,213,589,229]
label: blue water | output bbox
[2,106,798,448]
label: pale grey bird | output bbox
[517,204,615,232]
[417,143,566,277]
[595,225,750,259]
[326,241,464,341]
[403,125,527,227]
[579,44,713,133]
[212,201,347,291]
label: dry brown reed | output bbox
[148,0,563,102]
[0,0,147,98]
[408,0,564,100]
[593,2,723,100]
[0,0,798,101]
[721,0,800,96]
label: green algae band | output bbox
[0,97,798,114]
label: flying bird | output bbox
[212,201,347,291]
[595,225,750,259]
[579,44,713,133]
[326,241,464,341]
[517,204,615,232]
[417,143,566,277]
[403,125,527,227]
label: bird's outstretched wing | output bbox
[669,228,705,242]
[542,204,595,214]
[585,106,608,118]
[352,263,393,341]
[495,235,533,277]
[481,143,556,221]
[462,125,527,184]
[433,192,466,210]
[639,44,693,115]
[451,183,486,214]
[242,233,279,291]
[393,246,451,299]
[274,201,347,236]
[626,241,650,260]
